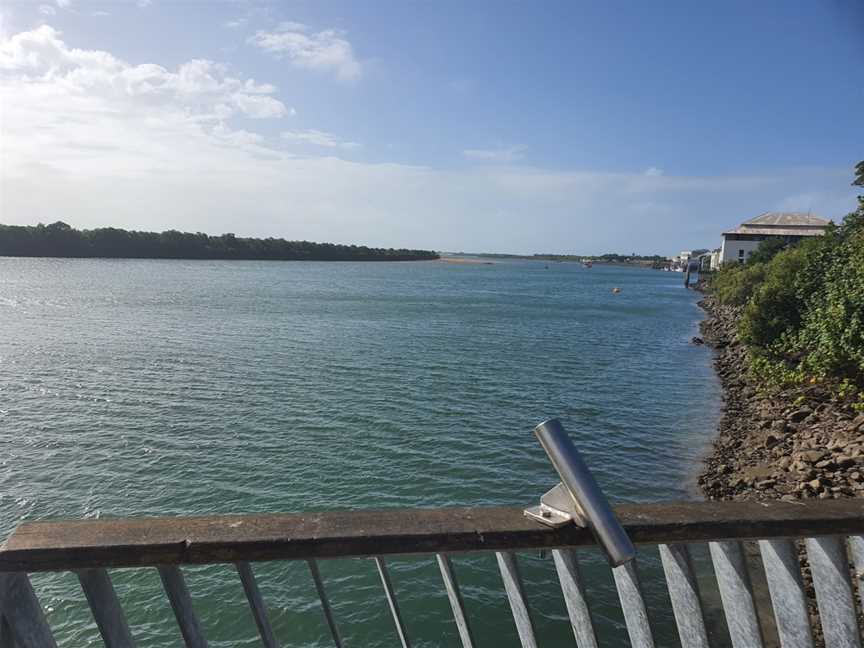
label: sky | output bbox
[0,1,862,255]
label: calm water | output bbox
[0,258,721,647]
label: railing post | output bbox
[436,554,475,648]
[708,540,764,648]
[552,549,598,648]
[759,539,814,648]
[157,566,208,648]
[77,568,136,648]
[374,557,411,648]
[307,560,343,648]
[0,573,58,648]
[805,537,862,648]
[612,561,655,648]
[235,562,279,648]
[0,616,13,648]
[659,543,709,648]
[496,552,538,648]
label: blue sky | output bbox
[1,0,862,254]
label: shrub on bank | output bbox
[708,164,864,391]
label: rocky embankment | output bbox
[696,294,864,502]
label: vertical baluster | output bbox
[77,568,136,648]
[0,579,10,648]
[436,554,475,648]
[847,537,864,623]
[709,541,764,648]
[235,562,279,648]
[157,566,208,648]
[758,539,814,648]
[306,560,343,648]
[551,549,598,648]
[374,558,411,648]
[659,544,709,648]
[805,537,862,648]
[611,560,655,648]
[495,552,538,648]
[0,573,58,648]
[0,616,13,648]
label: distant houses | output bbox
[716,212,830,267]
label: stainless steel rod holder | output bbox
[527,418,636,566]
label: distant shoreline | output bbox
[0,222,439,263]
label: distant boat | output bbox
[582,260,593,268]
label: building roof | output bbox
[741,212,830,227]
[723,226,828,237]
[722,211,831,237]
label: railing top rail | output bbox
[2,500,863,573]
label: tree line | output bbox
[0,222,439,262]
[710,161,864,393]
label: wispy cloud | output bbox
[643,167,664,177]
[281,129,360,149]
[92,10,109,17]
[250,22,363,82]
[224,17,248,29]
[38,4,56,15]
[462,146,526,163]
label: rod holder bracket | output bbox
[524,482,586,528]
[525,418,637,566]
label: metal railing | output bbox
[1,420,863,647]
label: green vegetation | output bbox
[710,162,864,392]
[0,222,439,262]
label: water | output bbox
[0,257,721,647]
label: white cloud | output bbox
[55,0,71,7]
[224,18,248,29]
[281,129,360,149]
[462,146,526,162]
[136,0,152,7]
[0,26,291,124]
[92,10,110,16]
[643,167,664,176]
[39,5,57,16]
[250,22,362,82]
[1,27,858,255]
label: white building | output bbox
[719,212,830,265]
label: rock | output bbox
[836,455,856,469]
[691,336,704,345]
[807,478,823,490]
[788,408,812,423]
[797,450,828,464]
[770,420,788,433]
[764,434,781,448]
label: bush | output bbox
[710,262,767,306]
[792,204,864,381]
[725,192,864,387]
[739,245,807,346]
